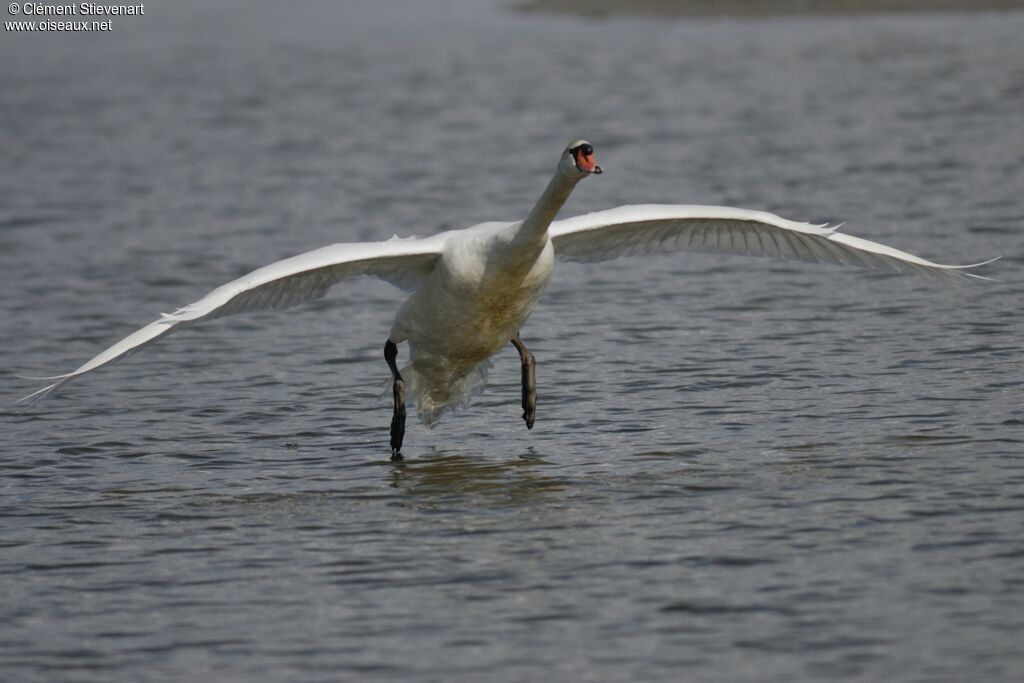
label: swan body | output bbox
[390,221,556,422]
[20,140,995,453]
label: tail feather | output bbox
[399,358,492,427]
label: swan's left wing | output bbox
[550,204,995,280]
[18,234,447,404]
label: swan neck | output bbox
[518,168,579,243]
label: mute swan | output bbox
[20,140,995,456]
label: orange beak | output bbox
[574,150,603,174]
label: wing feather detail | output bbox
[19,235,446,404]
[550,204,996,279]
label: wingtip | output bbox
[969,255,1001,269]
[945,255,1001,281]
[15,372,77,407]
[14,382,60,407]
[16,371,78,381]
[961,270,1000,284]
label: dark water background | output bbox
[2,1,1023,680]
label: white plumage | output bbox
[552,204,991,275]
[20,140,995,448]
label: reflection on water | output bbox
[387,450,567,505]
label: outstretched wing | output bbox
[19,234,447,404]
[550,204,996,279]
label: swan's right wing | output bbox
[19,234,447,404]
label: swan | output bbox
[20,140,995,456]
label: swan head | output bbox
[562,139,603,178]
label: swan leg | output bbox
[384,339,406,458]
[510,333,536,430]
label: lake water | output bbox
[2,1,1023,680]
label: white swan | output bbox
[20,140,995,455]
